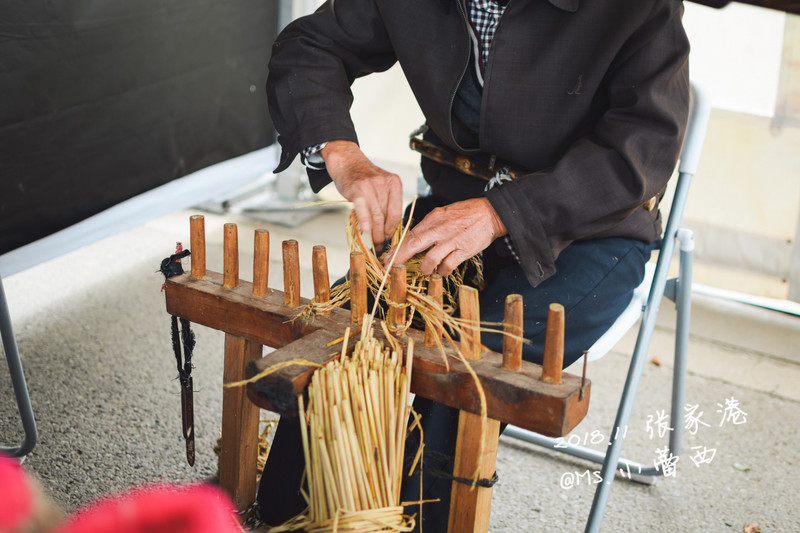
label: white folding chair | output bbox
[502,81,711,532]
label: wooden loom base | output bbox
[164,270,591,530]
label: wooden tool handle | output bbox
[502,294,523,371]
[389,264,407,330]
[312,245,331,314]
[190,215,206,279]
[350,252,367,325]
[223,223,239,289]
[459,285,481,361]
[542,303,564,384]
[282,240,300,307]
[252,229,269,297]
[425,274,444,347]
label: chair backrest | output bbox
[580,81,711,363]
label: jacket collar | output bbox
[462,0,579,13]
[547,0,579,12]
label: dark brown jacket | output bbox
[267,0,690,286]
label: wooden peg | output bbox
[459,285,481,361]
[388,264,407,330]
[350,252,367,325]
[502,294,523,371]
[252,229,269,297]
[425,274,443,347]
[542,303,564,384]
[189,215,205,279]
[223,223,239,289]
[282,240,300,307]
[312,245,331,314]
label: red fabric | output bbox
[55,484,241,533]
[0,455,35,531]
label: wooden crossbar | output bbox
[165,273,589,434]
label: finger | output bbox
[370,207,386,251]
[420,242,452,275]
[386,225,434,267]
[384,178,403,238]
[436,249,467,277]
[352,197,372,237]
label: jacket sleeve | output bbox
[485,1,690,287]
[266,0,397,187]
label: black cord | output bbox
[179,317,195,385]
[405,448,499,488]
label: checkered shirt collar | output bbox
[467,0,507,74]
[470,0,505,13]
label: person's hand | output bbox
[321,140,403,250]
[386,198,507,276]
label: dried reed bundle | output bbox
[269,317,416,533]
[303,207,520,487]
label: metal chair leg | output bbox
[584,229,693,532]
[666,229,694,461]
[1,274,37,458]
[503,82,709,532]
[501,230,695,532]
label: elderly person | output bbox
[258,0,690,529]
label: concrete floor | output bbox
[2,208,799,532]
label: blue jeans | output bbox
[479,235,653,366]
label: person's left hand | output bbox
[385,197,507,276]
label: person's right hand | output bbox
[321,140,403,251]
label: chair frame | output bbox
[1,274,37,458]
[502,82,710,532]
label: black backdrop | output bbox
[0,1,278,255]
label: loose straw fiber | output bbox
[305,212,483,336]
[270,318,415,533]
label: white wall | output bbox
[681,5,799,300]
[683,3,785,117]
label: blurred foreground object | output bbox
[0,454,63,533]
[0,455,242,533]
[55,484,241,533]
